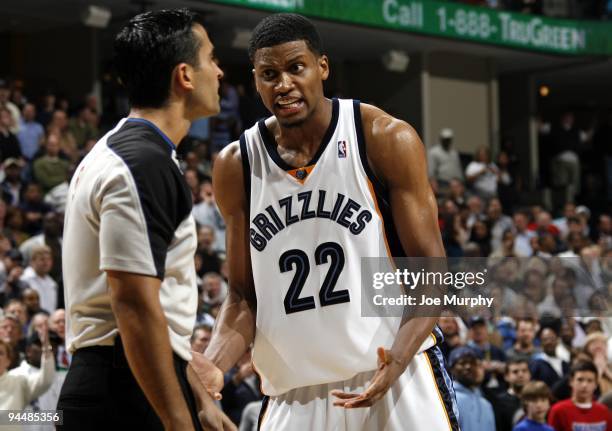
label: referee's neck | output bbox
[128,106,190,148]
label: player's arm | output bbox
[198,142,256,389]
[333,103,443,408]
[108,271,195,431]
[364,103,443,367]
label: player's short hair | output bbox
[248,13,322,61]
[114,8,202,108]
[570,360,598,378]
[520,381,550,403]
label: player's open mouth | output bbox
[276,98,304,114]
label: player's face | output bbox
[188,25,224,118]
[253,40,329,128]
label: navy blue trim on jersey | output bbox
[126,118,176,152]
[353,100,407,260]
[239,134,251,210]
[107,121,192,279]
[257,396,270,431]
[425,346,461,431]
[257,98,339,171]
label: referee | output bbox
[57,9,232,431]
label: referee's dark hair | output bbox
[114,8,202,108]
[248,13,322,61]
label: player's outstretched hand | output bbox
[331,347,406,409]
[190,351,224,400]
[197,394,237,431]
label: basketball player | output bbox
[58,9,233,431]
[198,13,459,430]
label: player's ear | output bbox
[318,54,329,81]
[252,68,262,95]
[174,63,195,92]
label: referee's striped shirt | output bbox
[62,118,198,360]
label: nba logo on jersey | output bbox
[337,140,347,158]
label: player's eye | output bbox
[290,63,304,73]
[262,69,277,80]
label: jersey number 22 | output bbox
[279,242,350,314]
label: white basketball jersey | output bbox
[241,99,434,396]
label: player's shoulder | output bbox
[213,140,247,211]
[358,102,422,153]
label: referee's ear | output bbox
[173,62,196,94]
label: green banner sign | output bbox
[207,0,612,56]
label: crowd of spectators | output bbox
[429,120,612,429]
[451,0,612,20]
[0,72,610,430]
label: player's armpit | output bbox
[205,142,257,374]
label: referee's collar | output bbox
[126,118,176,152]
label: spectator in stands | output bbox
[530,326,569,388]
[0,313,24,368]
[190,324,212,354]
[513,381,553,431]
[428,128,464,195]
[19,183,52,235]
[535,233,557,258]
[552,203,576,239]
[495,358,532,431]
[450,346,496,431]
[0,249,26,306]
[0,80,20,134]
[221,348,262,426]
[211,80,240,153]
[48,308,68,370]
[28,312,48,338]
[1,158,24,207]
[193,179,226,252]
[491,229,519,258]
[448,177,469,208]
[594,214,611,250]
[46,110,77,162]
[17,103,44,161]
[582,332,612,396]
[507,318,540,362]
[488,198,514,251]
[497,150,519,213]
[0,335,55,411]
[35,93,55,128]
[33,132,71,193]
[514,210,535,256]
[548,361,612,430]
[549,111,590,203]
[11,330,61,414]
[20,245,57,314]
[470,219,492,257]
[0,107,22,163]
[201,272,227,307]
[21,287,44,321]
[467,316,507,391]
[466,145,499,200]
[197,225,222,275]
[5,299,27,332]
[438,312,465,362]
[68,105,98,150]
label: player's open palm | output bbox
[191,350,225,400]
[197,396,237,431]
[331,347,406,408]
